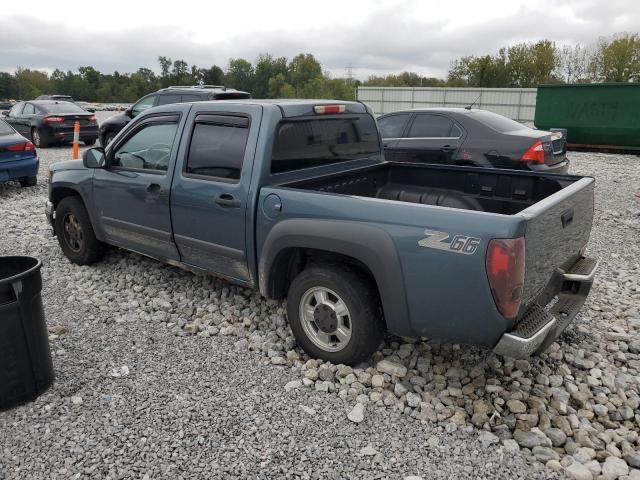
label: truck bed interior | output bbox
[283,163,578,215]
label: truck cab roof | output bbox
[145,99,371,118]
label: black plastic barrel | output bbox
[0,256,54,410]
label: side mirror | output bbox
[1,111,8,116]
[83,147,106,168]
[125,108,133,117]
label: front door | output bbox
[170,104,262,283]
[394,113,463,164]
[92,113,182,261]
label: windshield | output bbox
[271,115,380,173]
[41,102,88,114]
[0,119,14,135]
[469,110,530,133]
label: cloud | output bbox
[0,0,638,80]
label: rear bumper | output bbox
[529,158,569,175]
[45,126,99,142]
[493,256,598,358]
[0,155,39,182]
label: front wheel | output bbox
[287,265,384,365]
[54,196,106,265]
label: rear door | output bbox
[377,113,410,161]
[92,112,183,260]
[170,103,262,283]
[394,113,463,164]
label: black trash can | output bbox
[0,256,54,410]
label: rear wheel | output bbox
[31,128,47,148]
[287,265,383,365]
[19,176,37,187]
[54,196,106,265]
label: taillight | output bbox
[486,237,525,318]
[43,116,64,123]
[313,105,345,114]
[521,140,545,163]
[7,141,36,152]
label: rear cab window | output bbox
[185,115,250,182]
[270,115,380,174]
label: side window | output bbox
[185,117,249,181]
[22,104,35,115]
[451,123,463,138]
[112,122,178,172]
[378,114,409,138]
[408,114,453,138]
[181,94,201,102]
[9,103,24,117]
[131,95,157,117]
[156,94,181,106]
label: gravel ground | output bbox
[0,144,638,480]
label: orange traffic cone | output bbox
[72,121,80,160]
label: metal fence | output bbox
[357,87,537,122]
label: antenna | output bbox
[465,93,482,110]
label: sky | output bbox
[1,0,638,80]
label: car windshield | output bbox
[0,119,14,135]
[469,110,530,133]
[42,103,87,114]
[271,115,380,173]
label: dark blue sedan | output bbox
[0,119,39,187]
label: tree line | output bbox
[0,32,637,103]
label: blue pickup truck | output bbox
[46,100,598,364]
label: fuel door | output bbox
[262,193,283,219]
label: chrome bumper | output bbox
[493,255,598,359]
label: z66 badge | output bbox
[418,229,481,255]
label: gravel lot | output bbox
[0,142,638,479]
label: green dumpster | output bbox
[534,83,640,150]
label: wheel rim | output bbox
[299,287,352,352]
[32,130,40,147]
[62,213,84,252]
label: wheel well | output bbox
[268,248,382,304]
[51,187,81,208]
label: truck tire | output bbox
[287,265,383,365]
[54,196,106,265]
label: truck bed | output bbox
[283,162,579,215]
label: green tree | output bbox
[253,53,288,98]
[591,33,640,82]
[225,58,254,92]
[288,54,322,93]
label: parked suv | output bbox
[98,85,251,146]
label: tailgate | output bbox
[519,177,594,304]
